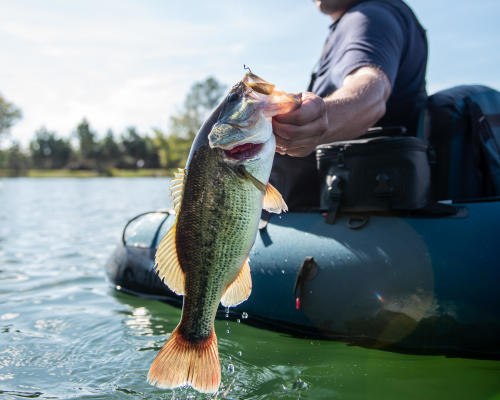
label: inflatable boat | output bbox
[106,201,500,357]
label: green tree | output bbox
[152,128,191,169]
[121,127,147,161]
[154,76,226,170]
[0,94,22,137]
[170,76,227,140]
[29,127,72,169]
[5,142,29,174]
[152,129,169,168]
[96,129,122,168]
[75,118,97,161]
[120,127,159,168]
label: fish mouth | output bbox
[223,142,264,161]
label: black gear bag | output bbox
[316,135,432,223]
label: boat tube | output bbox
[106,202,500,357]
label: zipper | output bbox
[317,139,428,160]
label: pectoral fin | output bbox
[262,183,288,214]
[154,168,186,295]
[221,257,252,307]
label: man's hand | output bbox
[272,92,329,158]
[272,66,391,157]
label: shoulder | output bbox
[339,1,405,33]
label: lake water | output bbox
[0,178,499,400]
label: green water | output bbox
[1,178,499,399]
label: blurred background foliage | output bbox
[0,76,226,176]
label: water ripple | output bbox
[0,179,499,399]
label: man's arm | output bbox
[273,66,392,157]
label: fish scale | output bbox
[177,146,261,341]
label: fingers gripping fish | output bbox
[147,72,300,393]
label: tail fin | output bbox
[147,326,221,394]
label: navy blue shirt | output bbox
[310,0,428,133]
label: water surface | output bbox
[0,178,499,399]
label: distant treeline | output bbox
[0,77,227,176]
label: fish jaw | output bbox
[209,111,276,185]
[242,134,276,185]
[222,142,266,162]
[209,112,273,164]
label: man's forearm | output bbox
[272,66,392,157]
[322,66,392,142]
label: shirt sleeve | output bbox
[333,3,406,87]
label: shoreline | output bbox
[0,168,174,178]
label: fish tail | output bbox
[147,326,220,394]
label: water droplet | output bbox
[284,258,288,263]
[226,329,230,334]
[281,269,285,274]
[236,318,241,323]
[241,312,248,319]
[237,351,242,357]
[228,364,235,374]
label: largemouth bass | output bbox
[147,72,300,393]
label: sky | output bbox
[1,0,499,146]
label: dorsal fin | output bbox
[154,168,186,295]
[221,257,252,307]
[170,168,186,213]
[262,183,288,214]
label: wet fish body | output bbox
[147,73,299,393]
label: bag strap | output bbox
[325,174,343,224]
[466,97,500,196]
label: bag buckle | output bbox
[374,172,394,197]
